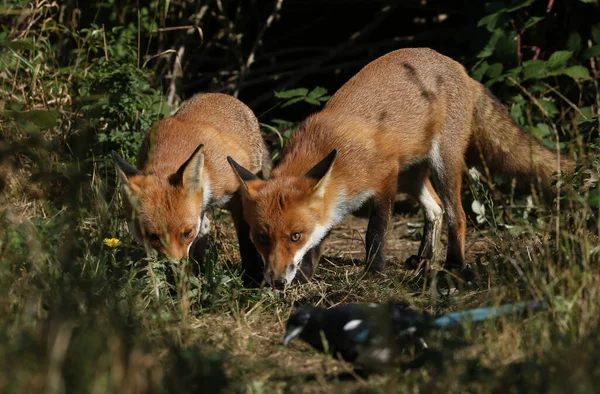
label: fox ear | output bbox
[305,149,337,198]
[112,150,142,177]
[111,150,143,195]
[227,156,260,198]
[176,144,204,193]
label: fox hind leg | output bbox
[428,139,467,269]
[398,164,443,267]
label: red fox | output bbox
[227,48,574,288]
[112,93,271,284]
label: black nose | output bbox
[273,278,286,289]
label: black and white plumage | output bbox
[283,300,546,368]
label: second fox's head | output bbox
[111,145,209,260]
[228,150,337,288]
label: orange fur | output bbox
[114,93,271,283]
[229,48,574,287]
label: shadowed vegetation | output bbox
[0,0,599,392]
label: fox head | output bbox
[111,145,207,260]
[228,149,337,288]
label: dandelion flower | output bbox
[104,238,121,248]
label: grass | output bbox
[1,2,599,392]
[2,165,598,393]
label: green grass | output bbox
[1,1,600,392]
[1,176,599,393]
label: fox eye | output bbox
[182,229,194,240]
[290,232,302,243]
[256,233,270,245]
[148,233,161,245]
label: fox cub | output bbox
[228,48,573,288]
[113,93,271,284]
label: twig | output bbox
[544,82,589,120]
[152,25,196,33]
[167,43,185,109]
[234,0,284,98]
[102,24,108,61]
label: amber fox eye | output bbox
[182,229,194,240]
[256,233,270,245]
[290,232,301,243]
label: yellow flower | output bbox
[103,238,121,248]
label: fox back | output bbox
[114,93,269,260]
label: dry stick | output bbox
[152,25,196,33]
[167,43,185,108]
[102,24,109,61]
[544,82,589,121]
[234,0,283,98]
[164,26,204,109]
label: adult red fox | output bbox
[227,48,573,288]
[112,93,271,284]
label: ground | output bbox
[185,195,547,393]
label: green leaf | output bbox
[534,123,552,137]
[307,86,328,99]
[548,51,572,68]
[510,101,524,124]
[486,75,507,86]
[582,45,600,59]
[522,59,548,79]
[280,96,305,108]
[2,109,59,128]
[275,88,308,99]
[559,65,591,79]
[486,63,503,78]
[577,106,593,122]
[567,33,582,52]
[592,23,600,45]
[477,29,504,58]
[523,16,544,30]
[541,99,559,116]
[471,61,489,81]
[271,119,294,127]
[305,98,321,106]
[505,0,535,12]
[477,13,501,32]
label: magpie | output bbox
[283,300,546,368]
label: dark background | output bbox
[65,0,599,121]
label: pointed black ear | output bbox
[304,149,337,181]
[227,156,259,182]
[227,156,261,197]
[111,151,141,177]
[175,144,204,192]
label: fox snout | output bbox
[264,256,297,289]
[265,268,294,289]
[158,242,187,261]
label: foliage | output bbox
[0,0,599,393]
